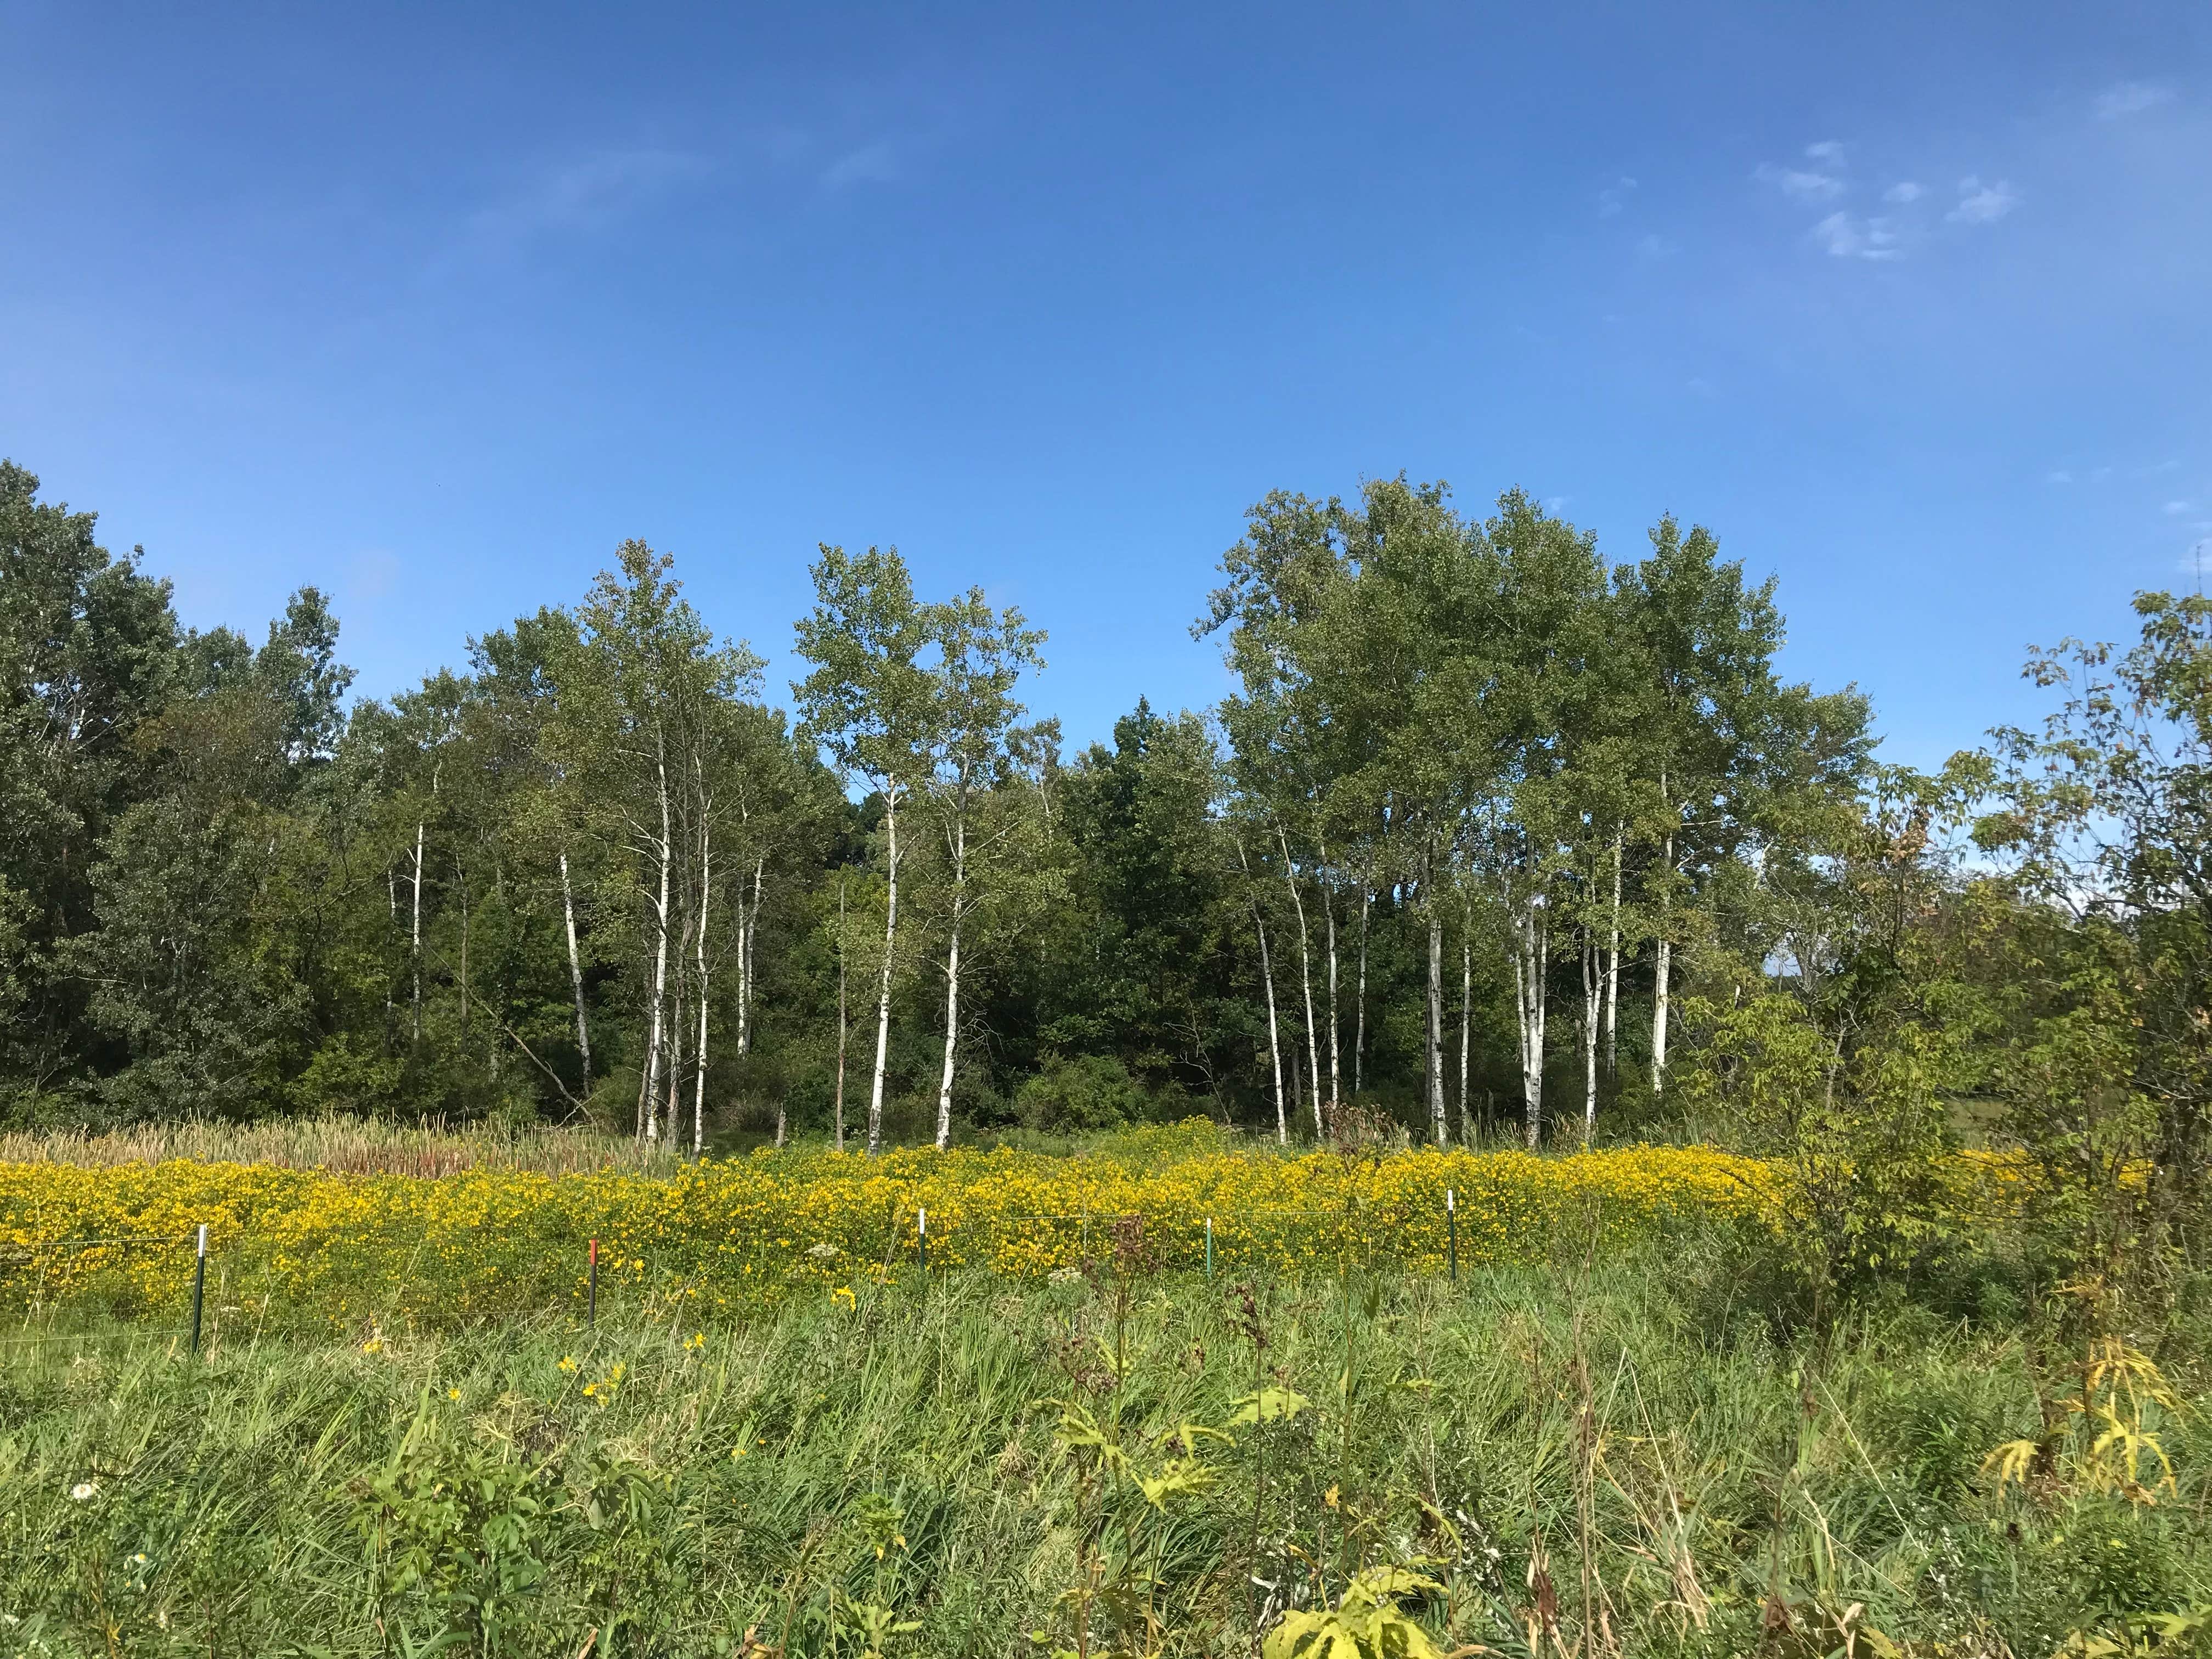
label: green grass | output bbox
[2,1240,2207,1657]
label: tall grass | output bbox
[3,1237,2204,1656]
[0,1116,684,1178]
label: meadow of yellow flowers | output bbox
[0,1131,1774,1329]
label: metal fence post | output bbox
[588,1238,599,1330]
[188,1224,207,1357]
[1205,1217,1214,1280]
[1446,1189,1458,1284]
[917,1207,928,1276]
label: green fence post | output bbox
[188,1224,207,1358]
[1446,1189,1458,1285]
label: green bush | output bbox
[1013,1054,1149,1131]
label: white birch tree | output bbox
[793,545,934,1156]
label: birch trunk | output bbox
[1651,830,1674,1098]
[746,857,764,1049]
[1240,839,1288,1145]
[1278,826,1322,1137]
[1508,896,1548,1148]
[1580,935,1600,1145]
[868,788,899,1155]
[935,819,966,1150]
[691,816,711,1158]
[734,877,750,1063]
[1604,827,1622,1080]
[409,820,424,1044]
[1259,908,1286,1144]
[639,749,673,1142]
[560,850,592,1091]
[1426,906,1447,1146]
[738,855,765,1060]
[1353,883,1370,1096]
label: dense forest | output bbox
[8,456,2209,1234]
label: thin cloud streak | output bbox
[2096,81,2175,120]
[467,149,709,245]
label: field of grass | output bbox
[0,1125,1769,1331]
[4,1243,2210,1657]
[2,1123,2207,1657]
[0,1116,691,1178]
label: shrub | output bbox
[1014,1054,1150,1131]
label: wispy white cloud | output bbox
[822,140,899,189]
[1635,232,1681,259]
[1597,176,1637,217]
[1884,181,1923,204]
[469,149,707,244]
[1804,139,1847,163]
[2166,500,2197,515]
[2047,470,2074,485]
[1757,161,1844,202]
[1947,175,2019,224]
[2096,81,2175,120]
[1810,211,1902,260]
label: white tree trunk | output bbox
[747,856,764,1042]
[868,788,899,1154]
[738,855,765,1060]
[1651,830,1674,1098]
[410,820,425,1043]
[1581,935,1600,1146]
[935,820,966,1151]
[1426,906,1447,1145]
[1353,883,1370,1096]
[560,850,592,1091]
[1604,827,1622,1080]
[1258,907,1286,1144]
[691,816,712,1158]
[738,862,756,1057]
[1278,827,1322,1137]
[1238,832,1290,1146]
[1508,896,1547,1148]
[639,753,673,1142]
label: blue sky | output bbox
[4,2,2207,768]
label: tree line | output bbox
[8,455,2209,1273]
